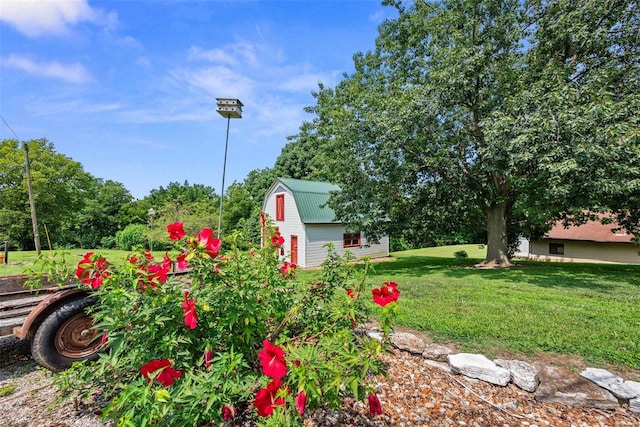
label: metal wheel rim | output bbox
[54,312,100,358]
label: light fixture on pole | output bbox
[215,98,243,238]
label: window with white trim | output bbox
[275,194,284,221]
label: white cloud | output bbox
[0,0,117,37]
[188,46,237,65]
[280,72,335,92]
[250,99,307,138]
[136,56,152,68]
[2,54,92,83]
[118,35,142,50]
[188,42,259,67]
[171,65,255,102]
[84,103,122,113]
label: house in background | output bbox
[517,218,639,264]
[262,178,390,268]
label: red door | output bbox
[291,235,298,265]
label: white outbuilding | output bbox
[262,178,389,268]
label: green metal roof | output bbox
[278,178,341,224]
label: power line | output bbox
[0,114,21,140]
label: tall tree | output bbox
[300,0,639,265]
[68,179,133,248]
[273,121,327,181]
[0,139,96,249]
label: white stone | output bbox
[366,329,384,342]
[391,332,425,354]
[447,353,511,386]
[494,359,539,392]
[422,343,453,362]
[580,367,637,400]
[535,365,618,409]
[630,397,640,413]
[623,380,640,399]
[423,359,452,373]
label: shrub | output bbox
[114,224,148,250]
[454,250,469,259]
[99,236,116,249]
[58,216,400,426]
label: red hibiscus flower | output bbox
[176,249,189,269]
[135,253,172,290]
[260,211,266,228]
[279,262,296,279]
[75,252,94,280]
[75,252,110,289]
[295,391,307,415]
[271,231,284,247]
[140,359,182,387]
[181,291,198,329]
[222,404,235,421]
[167,222,186,240]
[204,347,213,369]
[197,228,221,259]
[371,281,400,307]
[147,262,170,284]
[254,378,285,417]
[368,393,383,416]
[258,340,287,379]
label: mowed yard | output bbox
[2,244,639,376]
[299,245,640,377]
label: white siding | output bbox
[529,240,640,264]
[513,237,530,258]
[263,185,306,266]
[305,225,389,268]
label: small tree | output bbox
[114,224,148,250]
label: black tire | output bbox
[31,296,101,372]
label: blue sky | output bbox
[0,1,394,199]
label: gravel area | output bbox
[1,341,639,426]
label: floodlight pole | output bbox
[215,98,243,238]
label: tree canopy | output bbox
[291,0,639,265]
[0,139,99,249]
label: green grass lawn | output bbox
[299,244,640,375]
[0,249,166,276]
[3,244,639,375]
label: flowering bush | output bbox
[57,216,400,426]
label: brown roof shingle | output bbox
[545,219,633,244]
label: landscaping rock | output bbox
[580,367,638,400]
[534,365,618,409]
[625,382,640,414]
[423,359,452,373]
[366,329,384,342]
[422,343,452,362]
[390,332,425,354]
[447,353,511,386]
[494,358,539,392]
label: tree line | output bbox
[0,137,326,251]
[2,0,638,264]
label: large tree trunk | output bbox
[479,202,512,267]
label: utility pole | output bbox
[23,143,41,255]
